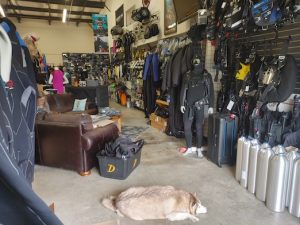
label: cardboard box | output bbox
[150,113,167,132]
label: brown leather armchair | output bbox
[45,93,98,115]
[35,113,118,175]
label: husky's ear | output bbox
[193,192,200,203]
[189,193,198,215]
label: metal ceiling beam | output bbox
[76,0,88,26]
[6,5,95,16]
[18,0,105,9]
[7,0,21,22]
[7,13,92,23]
[47,0,51,25]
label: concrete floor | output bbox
[33,103,300,225]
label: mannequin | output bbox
[180,53,214,157]
[48,66,69,94]
[63,66,71,83]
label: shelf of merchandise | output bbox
[62,53,110,83]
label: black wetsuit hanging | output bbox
[143,53,160,117]
[180,66,214,148]
[0,19,63,225]
[163,44,194,138]
[1,18,37,183]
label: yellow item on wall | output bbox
[236,63,250,80]
[115,66,120,79]
[108,68,111,79]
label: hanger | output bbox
[0,25,12,82]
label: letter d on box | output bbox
[107,164,116,173]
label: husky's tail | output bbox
[102,196,117,212]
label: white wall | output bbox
[11,18,95,65]
[9,0,193,64]
[103,0,192,47]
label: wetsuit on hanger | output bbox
[143,53,159,117]
[0,18,63,225]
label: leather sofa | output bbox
[35,113,118,175]
[45,93,98,115]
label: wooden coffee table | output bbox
[110,115,122,132]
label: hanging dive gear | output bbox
[259,38,297,103]
[251,0,282,29]
[187,24,207,42]
[131,7,151,23]
[236,63,250,80]
[144,23,159,39]
[224,0,249,30]
[111,25,124,36]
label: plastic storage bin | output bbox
[97,149,142,180]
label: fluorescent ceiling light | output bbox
[62,8,67,23]
[168,23,176,29]
[0,5,5,17]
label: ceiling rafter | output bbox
[7,0,21,22]
[7,13,92,23]
[47,0,51,25]
[18,0,105,9]
[6,5,95,16]
[76,0,88,27]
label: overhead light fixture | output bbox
[62,8,67,23]
[168,23,176,29]
[0,5,6,17]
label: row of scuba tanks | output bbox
[235,137,300,217]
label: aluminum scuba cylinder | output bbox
[240,139,251,188]
[266,146,289,212]
[247,139,260,194]
[288,158,300,217]
[255,143,274,202]
[285,147,300,207]
[235,136,246,181]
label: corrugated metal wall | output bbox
[235,17,300,94]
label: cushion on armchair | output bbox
[72,99,87,112]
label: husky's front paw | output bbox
[190,216,199,222]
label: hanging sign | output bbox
[92,14,109,53]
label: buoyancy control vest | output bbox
[259,39,297,103]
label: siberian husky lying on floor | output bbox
[102,185,207,222]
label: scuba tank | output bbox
[288,158,300,218]
[255,143,274,201]
[241,139,251,188]
[248,139,260,194]
[266,146,289,212]
[235,136,247,181]
[285,147,300,207]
